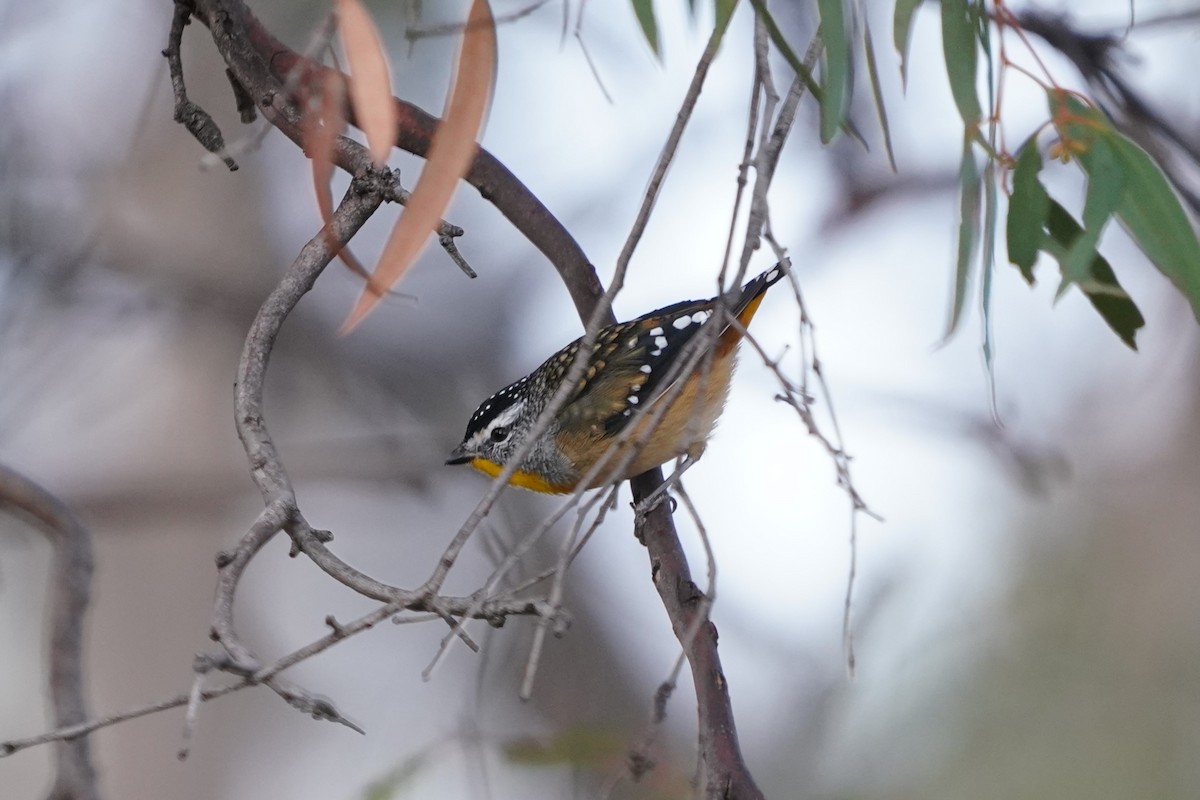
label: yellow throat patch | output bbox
[468,457,572,495]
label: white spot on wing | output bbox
[692,310,710,323]
[654,336,668,349]
[672,316,691,330]
[639,364,652,374]
[649,327,664,337]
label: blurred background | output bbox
[3,0,1200,797]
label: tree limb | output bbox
[0,463,101,800]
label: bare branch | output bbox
[3,598,424,759]
[0,463,101,800]
[621,13,765,798]
[163,1,237,171]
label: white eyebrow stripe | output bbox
[489,401,524,429]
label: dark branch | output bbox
[624,14,765,799]
[164,1,238,171]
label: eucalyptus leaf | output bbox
[1043,200,1144,349]
[864,14,896,170]
[1050,92,1200,323]
[749,0,823,99]
[715,0,738,32]
[893,0,924,89]
[818,0,850,143]
[631,0,661,57]
[940,0,981,128]
[945,136,981,340]
[981,160,998,393]
[1007,141,1049,282]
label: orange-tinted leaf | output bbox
[341,0,496,333]
[336,0,399,167]
[305,73,346,232]
[303,76,378,290]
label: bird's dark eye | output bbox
[490,425,509,443]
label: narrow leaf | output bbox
[1059,224,1102,295]
[981,159,998,393]
[748,0,868,144]
[818,0,851,143]
[1057,134,1124,292]
[715,0,738,32]
[748,0,823,100]
[1079,136,1124,234]
[1006,140,1049,282]
[504,727,625,767]
[336,0,399,166]
[303,75,385,292]
[940,0,981,128]
[630,0,662,57]
[304,74,346,232]
[863,14,896,170]
[945,135,981,340]
[1050,91,1200,323]
[1043,200,1144,349]
[341,0,496,333]
[893,0,924,89]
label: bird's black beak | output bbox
[446,444,471,466]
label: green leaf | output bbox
[893,0,924,89]
[945,135,981,340]
[1006,141,1049,282]
[1043,200,1145,349]
[1050,91,1200,323]
[1059,225,1103,297]
[1079,135,1124,233]
[863,13,896,170]
[631,0,661,57]
[818,0,850,143]
[940,0,981,128]
[748,0,869,147]
[749,0,823,100]
[505,727,626,767]
[981,160,998,395]
[1057,134,1124,294]
[715,0,737,32]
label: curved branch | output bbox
[0,463,101,800]
[225,176,559,623]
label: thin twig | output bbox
[518,485,619,698]
[607,479,716,793]
[405,0,552,40]
[621,11,766,798]
[2,596,426,757]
